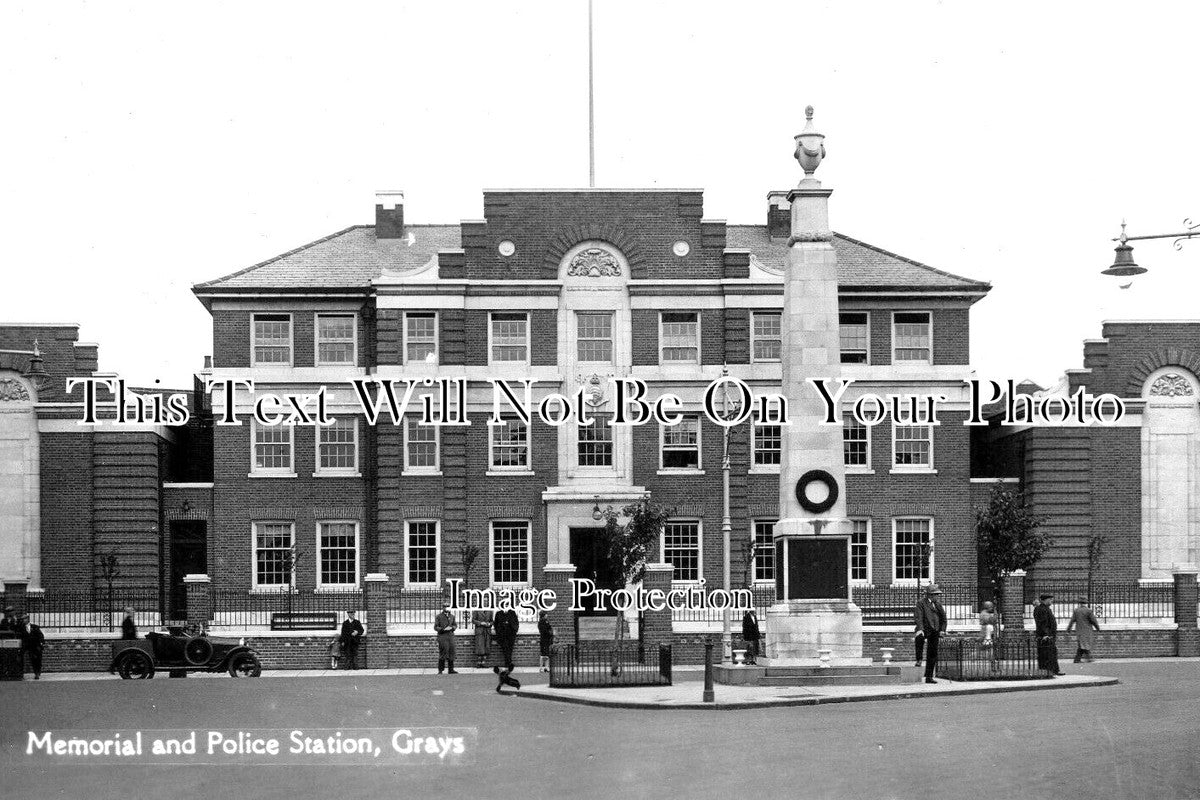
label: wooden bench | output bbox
[270,612,338,631]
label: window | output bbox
[843,418,869,469]
[490,419,530,470]
[753,520,776,583]
[490,312,529,363]
[317,418,357,474]
[317,521,359,588]
[252,422,294,474]
[404,417,439,472]
[577,415,613,467]
[661,416,701,470]
[751,311,782,362]
[840,312,869,364]
[662,521,701,582]
[576,312,613,362]
[253,522,294,588]
[753,421,782,467]
[405,521,440,587]
[850,518,871,584]
[893,312,931,363]
[660,312,699,364]
[316,314,356,365]
[893,518,933,583]
[404,312,438,365]
[893,424,933,469]
[491,521,530,584]
[252,314,291,365]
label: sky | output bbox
[2,1,1199,389]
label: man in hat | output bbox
[914,585,947,684]
[492,605,520,673]
[433,601,458,675]
[1034,593,1065,676]
[18,613,44,679]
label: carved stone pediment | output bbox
[1149,373,1195,397]
[0,378,31,402]
[567,247,621,278]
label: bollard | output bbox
[702,637,715,703]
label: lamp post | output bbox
[1102,218,1200,278]
[719,366,743,666]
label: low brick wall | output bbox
[861,629,1178,661]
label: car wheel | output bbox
[118,651,155,680]
[228,652,262,678]
[184,637,214,665]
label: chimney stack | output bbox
[767,191,790,239]
[375,190,405,239]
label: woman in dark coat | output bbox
[1066,598,1100,663]
[537,612,554,672]
[473,609,494,667]
[741,610,761,665]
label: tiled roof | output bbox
[194,223,988,293]
[726,226,990,292]
[194,225,462,291]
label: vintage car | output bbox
[110,626,263,679]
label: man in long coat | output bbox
[434,602,459,675]
[493,607,519,672]
[339,610,364,670]
[741,609,761,665]
[1066,598,1101,663]
[914,585,947,684]
[1034,593,1065,676]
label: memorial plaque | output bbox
[784,538,848,600]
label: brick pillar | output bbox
[1173,566,1199,657]
[184,574,211,630]
[543,564,575,648]
[364,573,390,669]
[1000,570,1026,632]
[641,563,674,651]
[2,579,29,617]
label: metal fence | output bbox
[210,588,362,629]
[936,632,1045,681]
[25,588,165,631]
[1024,581,1174,622]
[550,642,672,688]
[851,583,981,625]
[382,586,537,628]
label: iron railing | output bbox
[25,587,164,631]
[1024,581,1174,621]
[210,588,362,629]
[936,632,1045,681]
[550,642,672,688]
[851,583,981,625]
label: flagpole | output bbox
[588,0,595,188]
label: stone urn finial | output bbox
[794,105,827,179]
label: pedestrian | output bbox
[1034,593,1065,676]
[1066,597,1101,663]
[493,606,519,672]
[121,607,138,640]
[741,609,761,665]
[19,613,44,680]
[978,600,999,644]
[537,611,554,672]
[339,610,364,670]
[434,601,458,675]
[914,584,947,684]
[473,608,494,668]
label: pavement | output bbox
[517,673,1118,709]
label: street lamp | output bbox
[1102,218,1200,278]
[719,366,743,666]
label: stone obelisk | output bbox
[766,107,865,665]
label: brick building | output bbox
[183,188,990,611]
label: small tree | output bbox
[282,544,304,618]
[459,544,480,625]
[976,486,1051,604]
[97,551,120,632]
[599,499,674,655]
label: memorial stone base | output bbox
[763,599,866,666]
